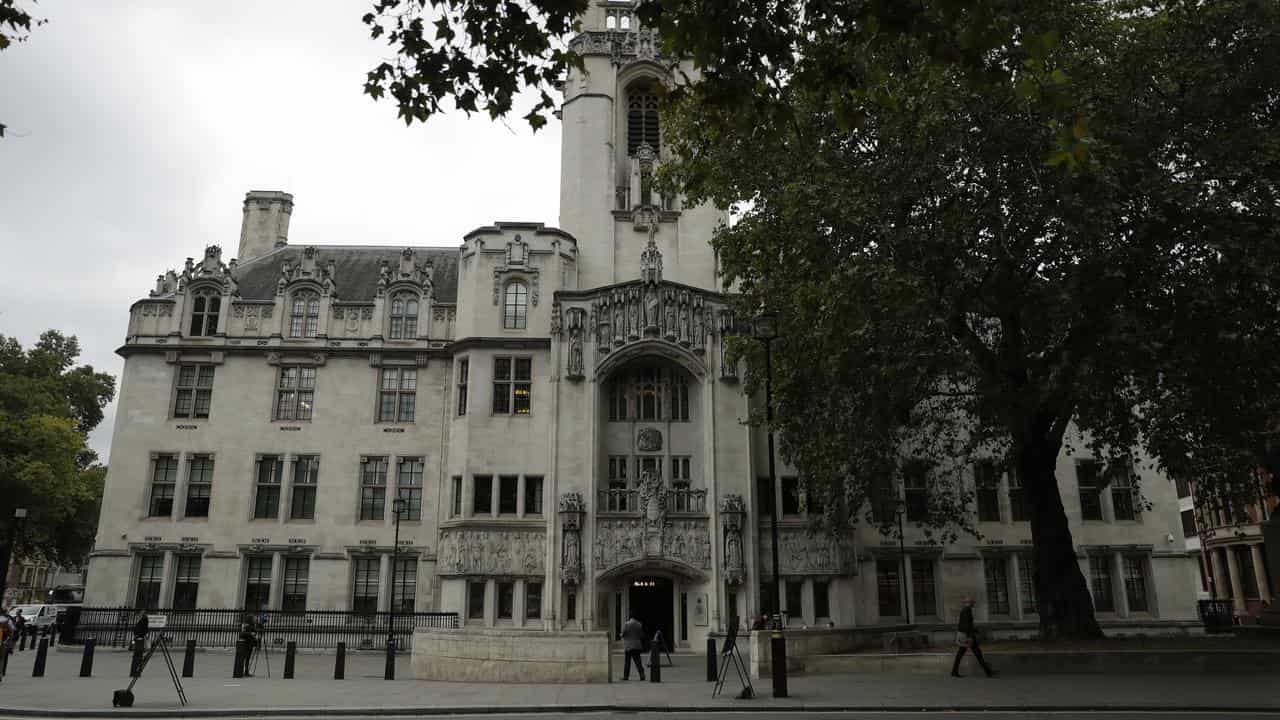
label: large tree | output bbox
[363,0,1280,638]
[0,331,115,567]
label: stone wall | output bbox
[412,627,612,683]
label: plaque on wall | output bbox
[693,592,709,626]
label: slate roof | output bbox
[233,245,460,304]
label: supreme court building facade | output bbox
[85,3,1201,646]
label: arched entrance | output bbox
[628,576,674,651]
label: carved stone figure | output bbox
[645,285,660,332]
[720,494,747,586]
[613,294,625,345]
[693,301,705,348]
[567,312,585,379]
[627,288,640,339]
[665,290,677,339]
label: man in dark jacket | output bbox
[951,597,996,678]
[620,615,645,681]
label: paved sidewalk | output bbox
[0,647,1278,716]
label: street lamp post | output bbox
[385,497,407,681]
[897,500,911,626]
[751,311,787,699]
[0,508,29,607]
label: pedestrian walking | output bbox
[951,597,996,678]
[620,614,645,681]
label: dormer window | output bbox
[627,83,660,156]
[189,291,221,336]
[503,281,528,330]
[289,290,320,338]
[389,293,419,339]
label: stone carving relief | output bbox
[438,529,546,577]
[720,494,747,587]
[636,427,663,452]
[757,527,854,576]
[638,471,667,556]
[584,284,711,361]
[593,517,712,577]
[559,492,585,585]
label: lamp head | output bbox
[752,311,778,341]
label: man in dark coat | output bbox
[951,597,996,678]
[620,614,645,681]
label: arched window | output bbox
[289,290,320,338]
[627,84,660,156]
[503,281,528,330]
[389,293,419,339]
[189,291,220,336]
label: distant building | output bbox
[3,555,84,607]
[1186,470,1276,621]
[85,5,1201,641]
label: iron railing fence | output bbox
[70,607,458,650]
[1197,599,1235,633]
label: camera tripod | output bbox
[112,635,187,707]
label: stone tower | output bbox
[557,3,726,291]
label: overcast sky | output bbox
[0,1,562,460]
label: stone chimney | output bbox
[238,190,293,261]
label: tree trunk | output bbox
[1019,433,1104,641]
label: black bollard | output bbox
[770,632,788,698]
[334,642,346,680]
[32,638,49,677]
[384,636,396,680]
[283,642,296,679]
[18,630,27,652]
[182,640,195,678]
[649,645,661,683]
[79,639,95,677]
[130,639,146,678]
[706,637,718,681]
[232,639,246,678]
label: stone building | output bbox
[85,3,1201,645]
[1183,473,1276,622]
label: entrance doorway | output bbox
[628,576,674,651]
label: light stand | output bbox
[385,497,407,680]
[752,311,787,699]
[0,508,28,607]
[897,499,911,625]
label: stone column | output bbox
[1210,547,1228,600]
[377,553,392,612]
[1113,552,1130,617]
[1251,543,1272,603]
[1225,545,1246,614]
[1262,517,1280,625]
[158,550,176,609]
[269,552,284,611]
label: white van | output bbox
[6,603,58,629]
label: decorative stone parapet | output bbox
[412,628,611,683]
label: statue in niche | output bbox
[627,288,640,339]
[613,296,625,344]
[725,531,742,576]
[564,531,580,574]
[693,304,705,347]
[645,285,660,332]
[665,290,678,339]
[567,314,585,378]
[679,299,691,344]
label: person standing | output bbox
[952,597,996,678]
[620,614,645,681]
